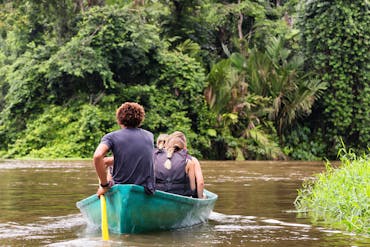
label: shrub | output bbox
[295,147,370,234]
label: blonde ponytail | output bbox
[163,134,186,170]
[164,147,175,169]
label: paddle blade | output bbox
[100,195,110,240]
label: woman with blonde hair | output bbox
[167,131,204,198]
[154,131,205,198]
[156,133,169,151]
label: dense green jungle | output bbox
[0,0,369,160]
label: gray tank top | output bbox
[154,149,195,196]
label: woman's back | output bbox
[154,149,195,197]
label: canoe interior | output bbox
[76,184,218,234]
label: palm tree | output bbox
[205,52,282,160]
[241,37,327,139]
[205,36,327,159]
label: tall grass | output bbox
[294,147,370,235]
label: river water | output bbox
[0,160,368,246]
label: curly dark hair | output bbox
[116,102,145,128]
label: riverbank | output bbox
[295,149,370,235]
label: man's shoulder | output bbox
[139,128,154,137]
[105,129,122,137]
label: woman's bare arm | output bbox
[192,157,205,199]
[186,160,196,192]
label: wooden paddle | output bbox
[100,195,110,240]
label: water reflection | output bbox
[0,160,368,246]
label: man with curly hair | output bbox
[93,102,155,196]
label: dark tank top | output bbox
[154,149,195,197]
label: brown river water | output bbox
[0,160,368,246]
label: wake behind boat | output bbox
[76,184,218,234]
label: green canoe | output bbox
[76,184,218,234]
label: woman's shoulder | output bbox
[181,149,195,161]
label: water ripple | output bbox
[0,214,85,240]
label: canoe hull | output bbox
[76,184,217,234]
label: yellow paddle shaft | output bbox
[100,195,110,240]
